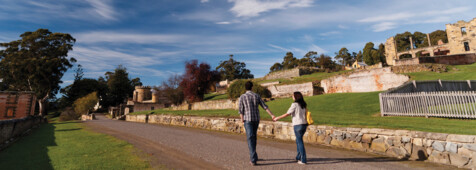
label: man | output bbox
[239,81,275,166]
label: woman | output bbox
[273,91,308,164]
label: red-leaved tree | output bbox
[180,60,221,102]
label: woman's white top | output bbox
[286,102,307,126]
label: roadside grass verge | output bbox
[132,92,476,135]
[405,63,476,80]
[0,117,150,169]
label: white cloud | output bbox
[216,21,231,24]
[74,32,190,44]
[371,22,396,32]
[201,0,210,3]
[228,0,313,17]
[319,31,340,36]
[268,43,327,56]
[358,13,413,23]
[85,0,117,21]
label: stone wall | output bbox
[321,68,410,93]
[267,82,315,98]
[169,99,238,111]
[125,114,476,169]
[391,64,448,74]
[446,18,476,55]
[81,114,96,121]
[0,116,43,150]
[395,54,476,66]
[394,58,420,66]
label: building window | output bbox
[5,107,15,117]
[462,27,467,35]
[464,42,470,51]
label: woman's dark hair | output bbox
[293,91,307,109]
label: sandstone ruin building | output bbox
[385,18,476,66]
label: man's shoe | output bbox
[250,161,256,166]
[297,161,306,165]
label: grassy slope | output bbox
[255,70,350,85]
[405,63,476,80]
[203,93,229,101]
[132,92,476,135]
[0,118,150,169]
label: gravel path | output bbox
[85,115,454,170]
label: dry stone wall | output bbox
[169,99,238,111]
[321,68,409,93]
[0,116,43,150]
[125,114,476,169]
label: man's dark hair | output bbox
[245,81,253,90]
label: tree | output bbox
[377,44,386,65]
[413,31,427,48]
[354,51,363,62]
[282,52,298,69]
[160,74,184,105]
[0,29,76,116]
[394,31,413,52]
[425,30,448,46]
[180,60,220,102]
[269,63,283,73]
[73,92,98,115]
[315,54,336,70]
[102,65,141,107]
[299,51,318,67]
[216,54,254,81]
[74,64,84,81]
[363,42,376,65]
[334,47,353,66]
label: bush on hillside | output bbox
[227,80,271,99]
[73,92,98,116]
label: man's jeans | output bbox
[294,124,308,163]
[244,121,259,163]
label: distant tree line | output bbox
[269,51,338,73]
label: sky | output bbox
[1,0,476,89]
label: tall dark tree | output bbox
[160,74,184,105]
[424,30,448,46]
[355,51,363,62]
[0,29,76,115]
[413,31,427,48]
[60,78,108,108]
[74,64,84,81]
[269,63,283,73]
[216,54,254,81]
[282,52,298,69]
[315,54,337,70]
[363,42,376,65]
[334,47,353,66]
[180,60,220,102]
[394,31,413,52]
[299,51,318,67]
[377,44,386,65]
[103,65,142,107]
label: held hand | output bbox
[272,117,278,122]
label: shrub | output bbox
[227,80,271,99]
[59,107,78,121]
[73,92,98,115]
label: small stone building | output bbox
[124,86,170,115]
[0,91,36,120]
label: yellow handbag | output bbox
[306,109,314,125]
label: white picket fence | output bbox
[379,91,476,118]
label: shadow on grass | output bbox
[257,157,403,166]
[55,128,82,132]
[0,123,56,169]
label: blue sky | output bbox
[1,0,476,88]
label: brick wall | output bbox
[0,92,36,120]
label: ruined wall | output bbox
[385,37,398,66]
[394,58,420,66]
[446,18,476,55]
[321,68,409,93]
[0,116,43,150]
[0,92,36,120]
[391,64,447,74]
[133,103,166,112]
[125,114,476,169]
[267,82,315,98]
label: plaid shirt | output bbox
[239,91,268,122]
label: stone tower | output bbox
[133,86,151,103]
[385,36,398,66]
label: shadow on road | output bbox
[257,157,403,166]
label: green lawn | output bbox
[405,63,476,80]
[132,92,476,135]
[0,118,150,169]
[255,70,350,85]
[204,93,229,101]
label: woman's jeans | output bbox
[294,124,308,163]
[244,121,259,163]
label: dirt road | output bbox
[85,115,454,170]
